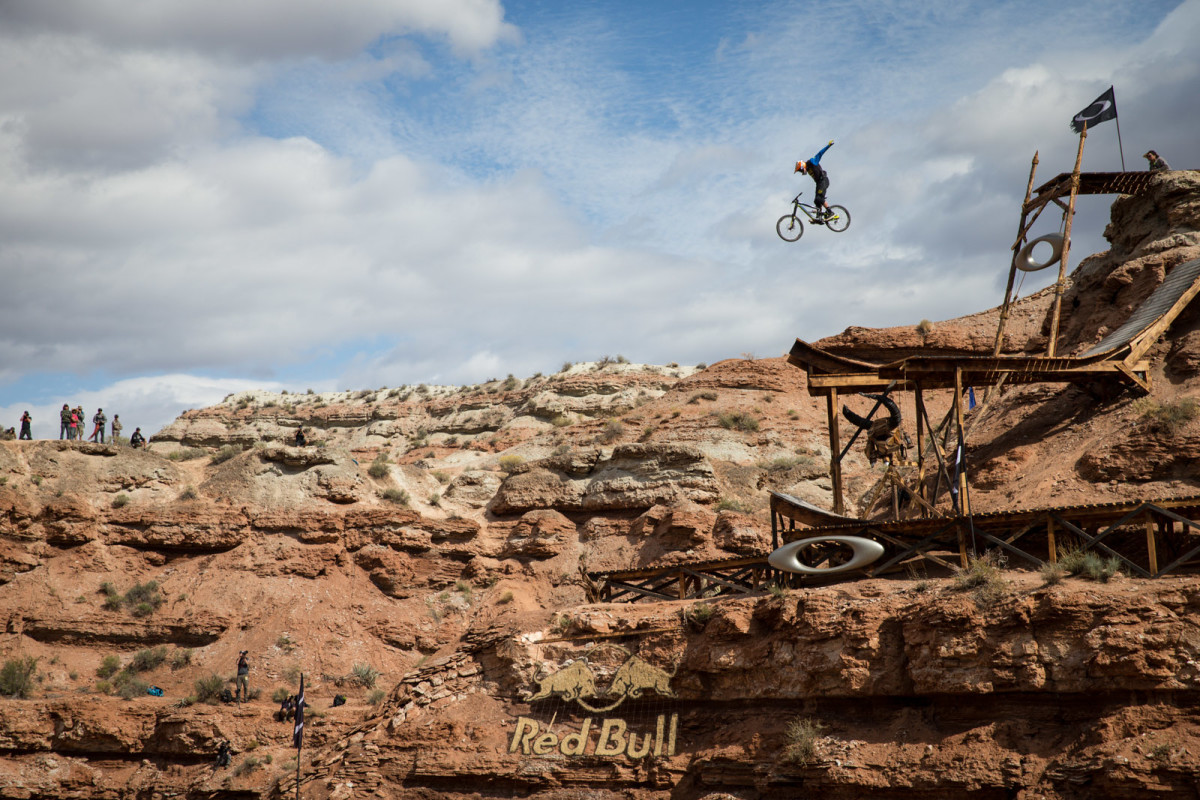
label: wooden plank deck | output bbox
[589,495,1200,603]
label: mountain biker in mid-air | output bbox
[794,140,835,223]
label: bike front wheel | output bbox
[825,205,851,233]
[776,214,804,242]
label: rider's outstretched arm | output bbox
[810,140,834,165]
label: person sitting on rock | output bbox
[215,741,231,768]
[275,694,296,722]
[1144,150,1170,171]
[294,427,307,447]
[129,428,146,448]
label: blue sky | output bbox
[1,0,1197,438]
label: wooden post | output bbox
[915,385,927,510]
[953,367,970,567]
[1048,126,1087,357]
[1047,517,1057,564]
[827,389,844,515]
[954,367,970,517]
[1145,515,1159,576]
[993,151,1040,358]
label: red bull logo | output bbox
[512,644,678,760]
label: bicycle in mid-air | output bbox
[776,192,850,241]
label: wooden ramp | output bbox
[790,256,1200,396]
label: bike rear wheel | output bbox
[825,205,850,233]
[776,213,804,242]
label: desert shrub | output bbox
[1040,561,1067,585]
[683,603,715,631]
[369,689,386,705]
[380,487,409,505]
[688,391,718,404]
[717,411,759,432]
[233,756,261,776]
[768,583,786,598]
[498,454,524,473]
[716,497,750,513]
[784,717,826,764]
[1058,550,1122,582]
[550,415,572,428]
[272,687,291,703]
[0,656,39,698]
[129,646,168,673]
[210,444,242,465]
[916,319,934,337]
[428,492,441,507]
[194,674,225,704]
[31,475,43,486]
[124,582,164,614]
[1135,396,1200,434]
[351,664,380,689]
[497,590,514,604]
[167,448,206,462]
[171,649,192,670]
[111,493,130,509]
[502,375,520,391]
[178,485,198,500]
[276,633,297,653]
[953,551,1009,603]
[455,580,474,603]
[432,471,450,485]
[367,456,389,478]
[116,676,149,700]
[103,592,124,611]
[599,420,625,443]
[94,680,112,695]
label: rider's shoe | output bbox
[811,217,824,225]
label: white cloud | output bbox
[1,0,1198,431]
[0,0,518,60]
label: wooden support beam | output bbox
[994,151,1039,358]
[827,388,844,515]
[1048,124,1087,357]
[915,385,927,508]
[1146,514,1159,576]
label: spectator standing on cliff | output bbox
[235,651,250,703]
[129,427,145,448]
[59,404,71,439]
[89,408,107,443]
[1144,150,1170,171]
[19,411,32,440]
[111,414,122,443]
[68,408,81,440]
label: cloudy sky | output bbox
[2,0,1198,438]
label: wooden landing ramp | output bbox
[589,494,1200,603]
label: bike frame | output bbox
[788,193,822,222]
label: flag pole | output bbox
[294,673,305,800]
[1115,113,1126,171]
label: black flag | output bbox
[293,674,305,750]
[1071,86,1117,133]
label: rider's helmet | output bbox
[794,160,806,174]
